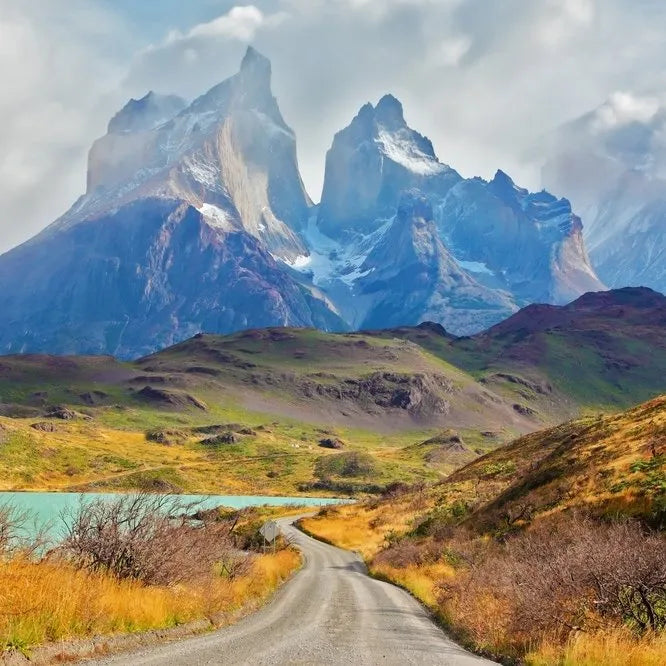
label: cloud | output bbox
[592,91,660,131]
[0,0,132,251]
[3,0,666,252]
[166,5,267,43]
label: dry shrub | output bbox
[314,451,377,479]
[439,515,666,656]
[60,494,246,585]
[0,548,299,650]
[381,481,412,499]
[0,504,44,557]
[374,537,442,568]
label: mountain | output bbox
[0,48,344,358]
[0,47,606,357]
[382,286,666,410]
[438,170,604,304]
[70,46,310,259]
[541,94,666,293]
[287,97,603,334]
[355,191,516,332]
[317,94,461,238]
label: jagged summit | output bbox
[489,169,527,196]
[318,95,459,237]
[240,45,272,80]
[56,47,310,260]
[107,91,187,135]
[374,94,406,128]
[186,46,277,118]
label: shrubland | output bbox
[302,395,666,665]
[0,497,300,654]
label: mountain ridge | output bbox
[0,47,609,357]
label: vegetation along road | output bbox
[89,516,496,665]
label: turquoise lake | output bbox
[0,492,344,540]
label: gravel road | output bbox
[89,516,496,665]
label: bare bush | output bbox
[439,515,666,649]
[0,503,45,557]
[374,537,442,568]
[60,494,248,585]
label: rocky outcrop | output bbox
[356,191,517,333]
[136,386,207,411]
[437,170,605,304]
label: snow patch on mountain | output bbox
[198,203,235,231]
[457,259,494,275]
[376,130,448,175]
[285,216,390,287]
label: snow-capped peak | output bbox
[376,129,447,176]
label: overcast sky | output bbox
[2,0,666,252]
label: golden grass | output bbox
[300,500,420,560]
[527,629,666,666]
[371,561,454,607]
[0,410,438,495]
[0,549,300,651]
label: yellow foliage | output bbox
[527,629,666,666]
[301,499,423,560]
[371,561,454,608]
[0,549,300,650]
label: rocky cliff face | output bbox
[356,191,516,332]
[67,46,310,261]
[0,198,343,358]
[317,95,461,238]
[437,170,604,304]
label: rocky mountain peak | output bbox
[238,45,273,97]
[318,96,459,238]
[488,169,528,201]
[186,46,275,117]
[107,91,187,134]
[375,94,406,129]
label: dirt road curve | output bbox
[89,516,496,665]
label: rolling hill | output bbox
[0,287,663,495]
[380,286,666,412]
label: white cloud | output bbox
[432,36,471,67]
[169,5,266,43]
[3,0,666,252]
[537,0,595,47]
[592,91,660,131]
[562,0,595,24]
[0,0,132,252]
